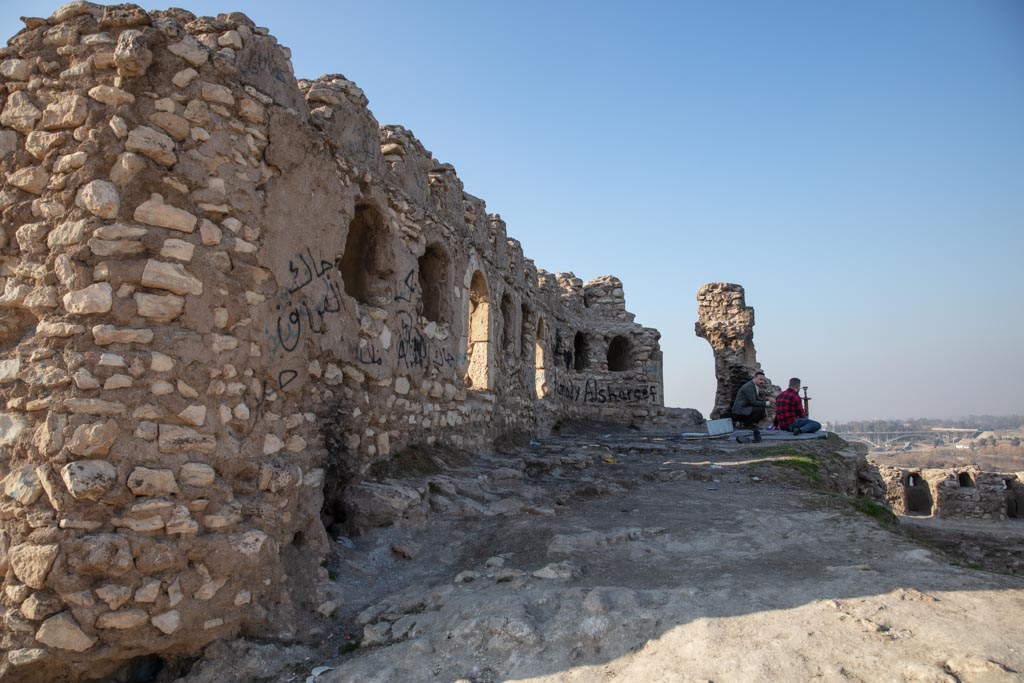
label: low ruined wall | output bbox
[0,3,663,679]
[877,464,1020,521]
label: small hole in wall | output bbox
[957,472,975,488]
[124,654,165,683]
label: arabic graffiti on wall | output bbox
[266,247,344,389]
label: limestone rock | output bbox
[67,420,119,457]
[141,259,203,295]
[88,84,135,106]
[21,592,63,621]
[0,358,19,384]
[40,94,89,129]
[135,292,185,322]
[134,193,197,232]
[76,180,120,218]
[92,324,154,345]
[0,413,29,446]
[126,126,177,166]
[0,58,32,81]
[95,584,132,610]
[345,482,426,529]
[158,424,217,453]
[61,460,117,500]
[48,219,89,248]
[63,283,113,315]
[96,608,149,629]
[2,465,43,506]
[35,612,96,652]
[110,151,147,185]
[1,91,42,133]
[25,131,68,159]
[180,462,215,487]
[151,610,180,634]
[168,35,208,67]
[9,544,59,589]
[7,648,47,666]
[66,534,133,577]
[114,29,153,78]
[127,467,180,496]
[7,166,48,194]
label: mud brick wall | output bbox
[0,3,664,679]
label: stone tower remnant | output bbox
[694,282,760,419]
[0,3,663,679]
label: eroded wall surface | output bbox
[0,3,663,679]
[877,464,1021,521]
[695,282,761,420]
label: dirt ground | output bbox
[178,425,1024,683]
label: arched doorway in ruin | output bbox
[535,317,547,398]
[905,473,933,515]
[418,242,450,324]
[340,203,393,305]
[607,335,631,372]
[465,270,490,390]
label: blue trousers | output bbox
[789,418,822,434]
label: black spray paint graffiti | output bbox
[554,380,659,404]
[395,311,456,371]
[265,247,344,389]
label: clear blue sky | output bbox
[5,1,1023,422]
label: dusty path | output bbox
[182,427,1024,683]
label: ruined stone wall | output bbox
[0,3,663,679]
[877,464,1021,521]
[695,282,766,420]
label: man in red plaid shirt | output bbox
[774,377,821,434]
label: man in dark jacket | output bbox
[732,370,774,441]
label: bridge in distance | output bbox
[835,427,980,449]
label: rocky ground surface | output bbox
[170,424,1024,683]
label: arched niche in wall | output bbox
[340,203,393,305]
[418,242,450,324]
[535,316,547,398]
[465,270,490,390]
[520,304,532,363]
[607,335,632,372]
[500,292,514,357]
[905,473,933,515]
[957,472,975,488]
[574,332,588,371]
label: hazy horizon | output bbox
[4,1,1021,423]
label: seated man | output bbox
[732,370,773,441]
[774,377,821,434]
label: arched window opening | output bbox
[1006,480,1021,519]
[418,243,449,323]
[500,293,514,356]
[340,204,392,305]
[573,332,588,371]
[905,474,933,515]
[583,292,592,308]
[520,304,531,362]
[465,270,490,390]
[958,472,975,488]
[535,317,547,398]
[607,335,631,372]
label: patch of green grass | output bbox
[961,561,985,571]
[850,496,899,527]
[768,455,821,481]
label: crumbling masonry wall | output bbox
[695,282,765,420]
[877,464,1023,521]
[0,3,663,680]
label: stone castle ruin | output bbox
[0,3,664,679]
[877,464,1024,521]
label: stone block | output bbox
[127,467,179,496]
[76,180,120,218]
[63,283,113,314]
[158,424,217,454]
[91,324,154,345]
[67,420,120,457]
[61,460,117,501]
[180,462,215,487]
[2,465,43,506]
[126,126,177,166]
[35,612,96,652]
[134,292,185,322]
[9,544,59,589]
[96,608,149,629]
[141,259,203,295]
[134,194,197,232]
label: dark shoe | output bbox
[752,429,762,443]
[791,426,802,435]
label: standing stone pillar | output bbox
[695,283,760,419]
